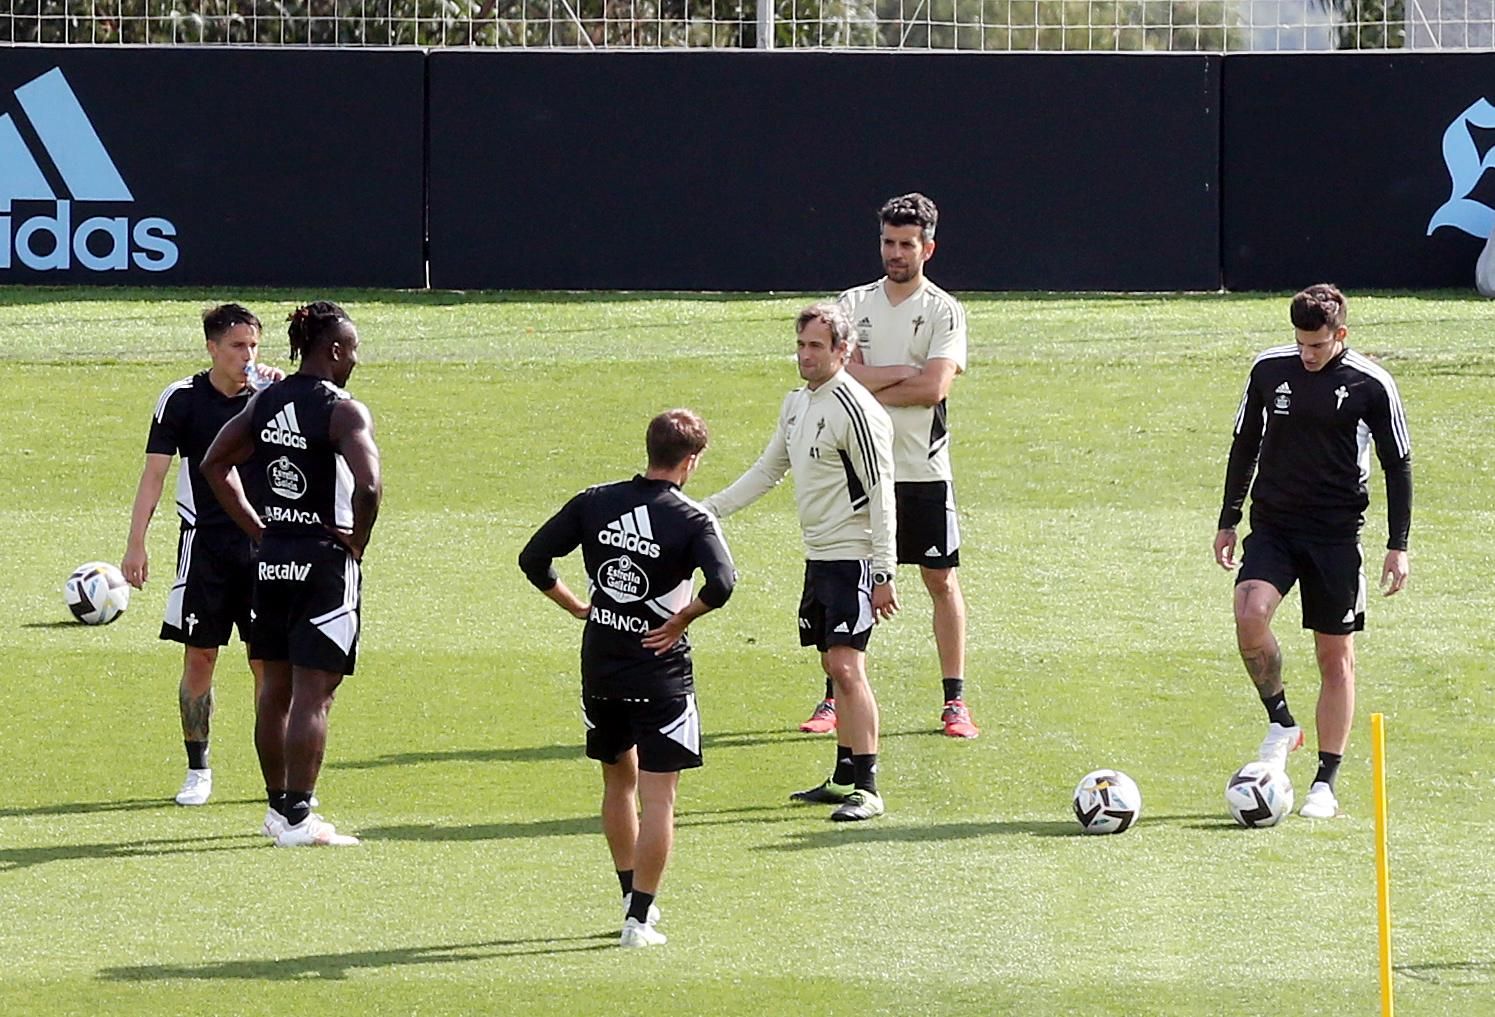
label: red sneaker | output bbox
[798,698,837,734]
[941,700,980,739]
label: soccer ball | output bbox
[63,561,129,625]
[1225,762,1294,828]
[1072,769,1142,834]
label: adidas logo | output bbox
[925,545,941,557]
[598,505,661,558]
[1,67,177,273]
[833,622,850,634]
[1275,382,1292,394]
[260,403,307,449]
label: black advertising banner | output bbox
[428,52,1220,292]
[1223,54,1495,290]
[0,47,424,288]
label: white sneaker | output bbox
[275,814,360,847]
[174,768,213,806]
[1300,781,1341,819]
[619,917,667,948]
[1256,723,1304,773]
[622,892,661,927]
[261,808,288,839]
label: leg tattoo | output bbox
[1240,643,1283,698]
[180,686,215,743]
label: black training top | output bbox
[248,373,354,540]
[1219,345,1412,549]
[147,370,263,533]
[519,475,737,699]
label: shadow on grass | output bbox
[1395,960,1495,986]
[758,812,1224,850]
[332,729,801,771]
[19,620,84,629]
[0,833,263,872]
[0,797,262,819]
[363,803,802,844]
[97,933,617,982]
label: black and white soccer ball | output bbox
[1072,769,1142,834]
[1225,761,1294,828]
[63,561,130,625]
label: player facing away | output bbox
[704,303,899,822]
[1214,284,1412,819]
[122,304,285,807]
[801,192,978,740]
[518,409,737,949]
[202,302,381,847]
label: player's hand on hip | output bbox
[642,618,686,654]
[570,602,590,620]
[121,547,148,589]
[1381,549,1409,596]
[872,582,898,621]
[1213,528,1239,570]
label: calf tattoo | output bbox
[1240,643,1284,697]
[180,687,215,742]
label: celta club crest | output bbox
[1335,386,1349,410]
[1428,97,1495,239]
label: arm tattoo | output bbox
[180,687,215,742]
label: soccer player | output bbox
[122,303,283,806]
[1214,284,1412,819]
[808,192,978,740]
[201,301,381,847]
[704,303,898,822]
[519,409,736,949]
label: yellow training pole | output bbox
[1371,712,1394,1017]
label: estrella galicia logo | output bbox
[1427,97,1495,239]
[0,67,178,272]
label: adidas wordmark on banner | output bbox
[0,67,178,272]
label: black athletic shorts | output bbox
[250,535,362,674]
[895,480,961,569]
[1237,526,1366,635]
[160,527,254,649]
[583,694,702,773]
[798,560,874,653]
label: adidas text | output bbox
[2,69,180,274]
[597,528,660,558]
[258,561,311,582]
[260,426,308,449]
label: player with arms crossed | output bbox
[805,192,978,740]
[202,302,381,846]
[1214,284,1412,819]
[122,303,283,806]
[519,409,736,948]
[704,303,898,822]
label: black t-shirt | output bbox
[519,475,737,699]
[146,371,264,533]
[1219,346,1412,547]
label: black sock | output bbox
[942,678,964,703]
[1313,752,1343,789]
[626,890,655,924]
[823,678,833,702]
[831,745,854,786]
[1261,691,1296,729]
[851,753,879,795]
[267,788,288,816]
[617,869,634,897]
[185,740,210,770]
[284,791,313,827]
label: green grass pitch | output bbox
[0,288,1491,1016]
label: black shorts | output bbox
[160,527,254,649]
[895,481,961,569]
[250,536,362,674]
[1237,527,1365,635]
[583,694,702,773]
[798,560,874,653]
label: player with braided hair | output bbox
[203,301,382,846]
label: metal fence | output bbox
[0,0,1485,50]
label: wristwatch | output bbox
[871,569,894,586]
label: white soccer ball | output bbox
[63,561,130,625]
[1072,769,1142,834]
[1225,761,1294,828]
